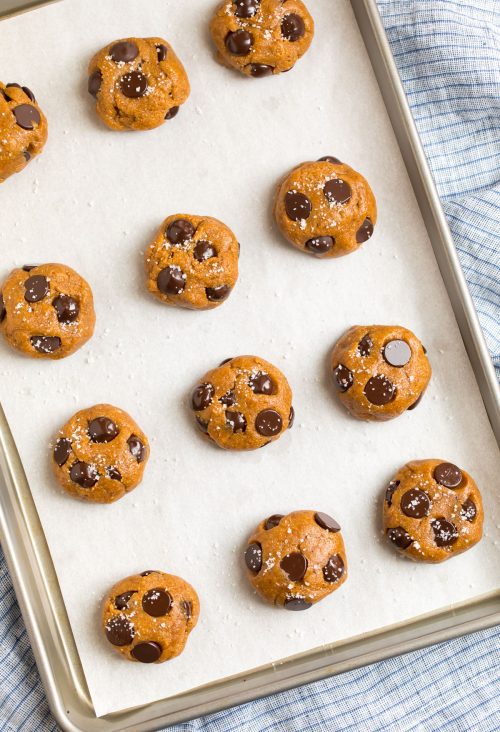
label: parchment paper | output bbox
[0,0,499,718]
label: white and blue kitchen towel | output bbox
[1,1,499,730]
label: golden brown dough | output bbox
[383,459,484,563]
[145,214,239,310]
[331,325,431,421]
[102,570,199,663]
[274,158,377,258]
[52,404,149,504]
[0,81,47,183]
[244,510,348,609]
[0,264,95,360]
[210,0,314,77]
[191,355,294,450]
[88,37,190,131]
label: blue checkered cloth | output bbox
[1,1,499,730]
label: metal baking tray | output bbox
[0,1,498,729]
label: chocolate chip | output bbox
[166,219,194,244]
[249,64,273,77]
[324,179,352,205]
[358,334,373,357]
[281,13,305,41]
[115,591,136,610]
[105,615,134,646]
[431,518,458,547]
[142,588,173,617]
[88,69,102,97]
[110,41,139,63]
[6,83,21,89]
[196,417,209,433]
[387,527,413,550]
[318,156,341,164]
[53,438,72,467]
[156,43,168,62]
[165,105,179,120]
[225,30,253,55]
[400,488,431,518]
[131,641,162,663]
[22,86,35,102]
[288,406,295,428]
[88,417,119,443]
[193,241,216,262]
[255,409,282,436]
[226,411,247,433]
[264,514,284,530]
[461,498,477,522]
[157,266,186,296]
[408,393,424,411]
[333,364,353,392]
[284,597,312,611]
[140,570,159,577]
[30,336,61,354]
[13,104,40,130]
[0,295,6,323]
[182,600,193,619]
[356,218,374,243]
[249,372,274,395]
[220,390,236,406]
[244,542,262,573]
[285,191,312,221]
[314,512,341,532]
[127,435,146,463]
[22,265,37,271]
[305,236,334,255]
[52,295,79,324]
[323,554,345,583]
[0,89,10,101]
[106,467,122,481]
[433,462,462,489]
[220,357,233,366]
[24,275,49,303]
[70,461,98,488]
[234,0,260,17]
[120,71,148,98]
[23,151,31,162]
[383,340,412,367]
[385,480,399,506]
[206,285,231,302]
[364,375,396,405]
[192,383,214,411]
[280,552,308,581]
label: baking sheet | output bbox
[0,0,499,718]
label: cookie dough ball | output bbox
[0,82,47,183]
[145,214,239,310]
[0,264,95,360]
[274,158,377,258]
[102,570,199,663]
[383,460,484,563]
[88,37,190,131]
[331,325,431,421]
[244,511,347,610]
[210,0,314,77]
[191,355,294,450]
[52,404,149,503]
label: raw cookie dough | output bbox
[145,214,239,310]
[191,355,294,450]
[0,81,47,183]
[331,325,431,421]
[383,459,484,563]
[88,37,190,131]
[210,0,314,77]
[52,404,149,503]
[102,570,199,663]
[274,157,377,258]
[244,510,347,609]
[0,263,95,360]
